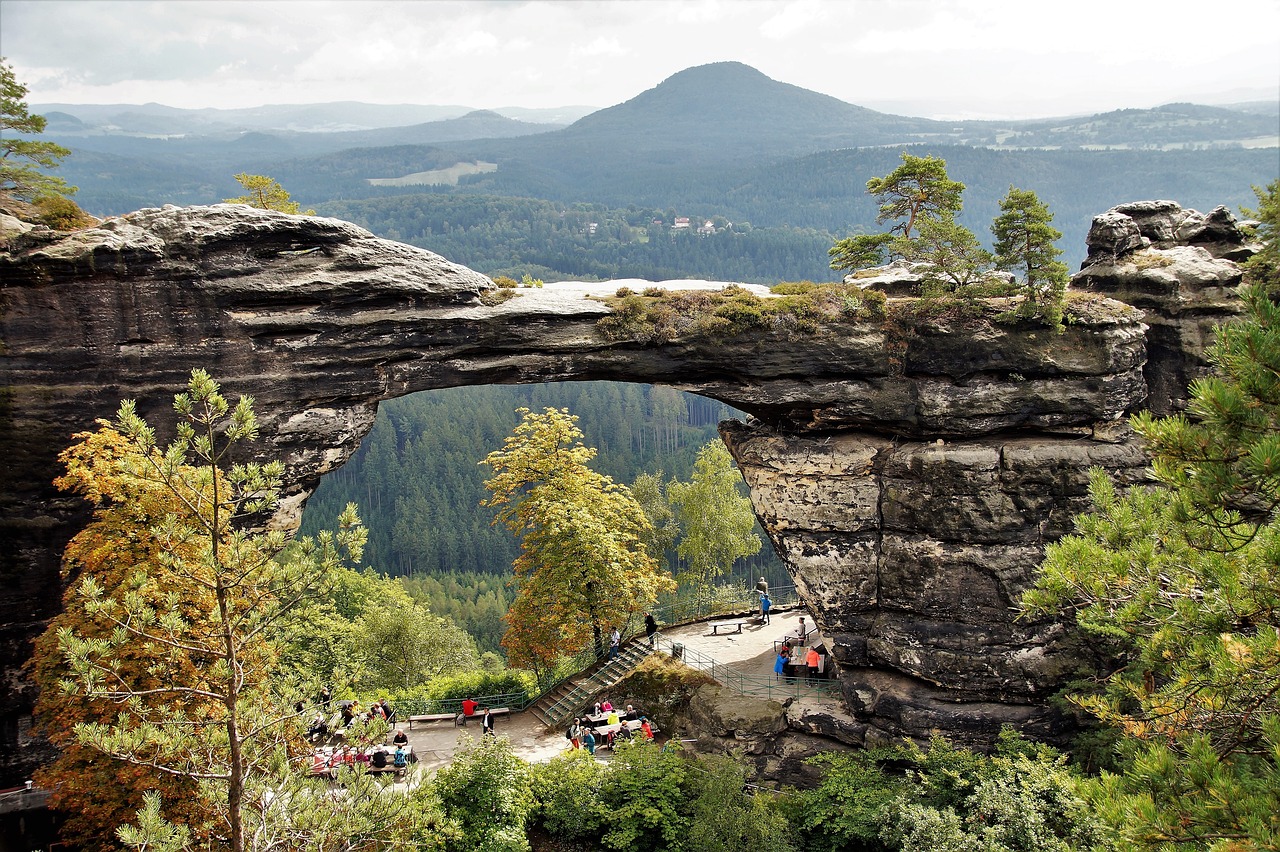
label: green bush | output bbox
[530,749,609,841]
[431,734,533,852]
[597,741,689,851]
[32,193,92,230]
[676,754,795,852]
[387,668,537,710]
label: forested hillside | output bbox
[298,382,783,649]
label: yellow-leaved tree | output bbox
[481,407,675,676]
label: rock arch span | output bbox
[0,201,1250,780]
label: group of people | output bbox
[305,691,395,742]
[775,642,823,681]
[565,697,655,754]
[310,742,409,777]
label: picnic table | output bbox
[309,744,415,778]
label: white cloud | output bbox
[1,0,1275,117]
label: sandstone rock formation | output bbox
[0,200,1254,783]
[1073,200,1254,415]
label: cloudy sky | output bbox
[3,0,1278,120]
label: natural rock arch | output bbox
[0,200,1251,782]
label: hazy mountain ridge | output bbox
[38,61,1277,282]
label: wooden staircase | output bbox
[529,640,654,730]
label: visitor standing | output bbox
[608,626,621,661]
[481,707,495,737]
[806,645,821,683]
[760,593,772,624]
[644,612,658,647]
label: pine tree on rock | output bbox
[991,186,1070,328]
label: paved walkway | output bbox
[398,607,817,771]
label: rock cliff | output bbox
[0,200,1254,781]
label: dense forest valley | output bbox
[298,382,784,655]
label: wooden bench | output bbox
[407,712,456,729]
[710,620,743,635]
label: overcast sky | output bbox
[3,0,1278,120]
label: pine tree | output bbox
[224,172,314,215]
[991,186,1070,327]
[1024,187,1280,847]
[1,58,74,200]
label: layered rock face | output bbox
[1073,199,1252,415]
[0,201,1251,781]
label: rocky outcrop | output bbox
[0,201,1253,782]
[1073,200,1257,414]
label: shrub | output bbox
[492,275,519,288]
[479,289,516,306]
[32,193,93,230]
[431,734,533,852]
[616,286,633,297]
[676,754,796,852]
[529,749,609,841]
[597,741,689,851]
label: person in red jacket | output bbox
[461,697,478,717]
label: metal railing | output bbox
[394,691,535,718]
[519,582,804,720]
[657,636,840,701]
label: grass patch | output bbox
[595,283,886,343]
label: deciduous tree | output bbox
[38,370,368,852]
[667,441,761,595]
[481,408,675,664]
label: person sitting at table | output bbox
[592,701,603,716]
[370,748,388,769]
[601,697,614,712]
[393,745,408,769]
[624,704,639,721]
[606,707,620,726]
[774,649,787,681]
[339,702,356,727]
[354,748,371,766]
[391,728,409,745]
[608,724,631,748]
[461,697,478,718]
[368,702,385,721]
[640,718,654,740]
[583,729,597,755]
[307,714,329,740]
